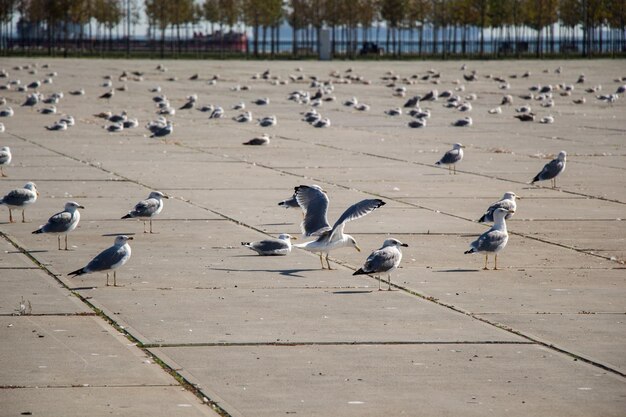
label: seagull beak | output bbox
[127,236,134,240]
[355,245,361,252]
[78,205,85,209]
[508,210,515,214]
[163,195,170,199]
[401,243,409,247]
[515,195,522,200]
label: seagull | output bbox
[421,89,438,101]
[233,111,253,123]
[408,119,427,128]
[531,151,566,188]
[343,96,358,107]
[69,88,85,95]
[0,107,14,117]
[241,233,296,256]
[0,146,11,176]
[465,208,514,270]
[452,116,472,127]
[0,182,38,223]
[385,108,402,116]
[243,133,270,145]
[123,118,139,128]
[59,114,75,126]
[353,238,408,291]
[68,235,133,287]
[150,121,173,138]
[180,94,197,110]
[105,122,123,132]
[403,96,420,108]
[258,115,277,127]
[435,143,464,174]
[312,117,331,128]
[253,97,270,105]
[32,201,84,250]
[514,113,535,122]
[355,103,370,111]
[232,102,245,110]
[99,89,114,100]
[488,106,502,114]
[22,93,39,107]
[478,192,518,223]
[292,185,385,269]
[121,191,169,233]
[540,115,555,124]
[109,110,128,123]
[39,105,57,114]
[46,120,68,131]
[209,106,224,119]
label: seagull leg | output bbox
[388,274,392,291]
[21,209,26,223]
[0,167,6,177]
[326,254,333,270]
[8,209,13,223]
[106,273,110,286]
[143,221,148,233]
[448,165,452,174]
[319,253,325,269]
[453,165,457,175]
[114,271,117,287]
[494,254,499,270]
[149,219,154,234]
[64,235,69,251]
[483,254,489,270]
[378,276,382,291]
[57,235,61,250]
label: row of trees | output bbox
[0,0,624,57]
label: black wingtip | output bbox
[68,268,84,277]
[121,214,132,219]
[464,249,474,254]
[32,228,43,234]
[353,268,367,276]
[477,215,486,223]
[531,175,539,183]
[241,242,250,246]
[435,161,441,165]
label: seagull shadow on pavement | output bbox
[209,266,318,278]
[435,269,480,273]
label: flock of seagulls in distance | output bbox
[0,59,620,289]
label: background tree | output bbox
[380,0,407,55]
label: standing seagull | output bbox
[68,235,133,287]
[241,233,296,256]
[435,143,465,174]
[32,201,84,250]
[353,238,408,291]
[1,182,38,223]
[478,192,518,223]
[531,151,566,188]
[0,146,11,176]
[465,208,514,270]
[121,191,169,233]
[292,185,385,269]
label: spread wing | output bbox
[295,185,330,236]
[329,199,385,242]
[362,246,399,274]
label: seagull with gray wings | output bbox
[1,182,38,223]
[478,192,518,223]
[68,235,133,287]
[531,151,566,188]
[242,233,296,256]
[292,185,385,269]
[32,201,84,250]
[435,143,465,174]
[121,191,169,233]
[353,238,408,291]
[465,208,514,270]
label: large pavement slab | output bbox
[0,58,624,416]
